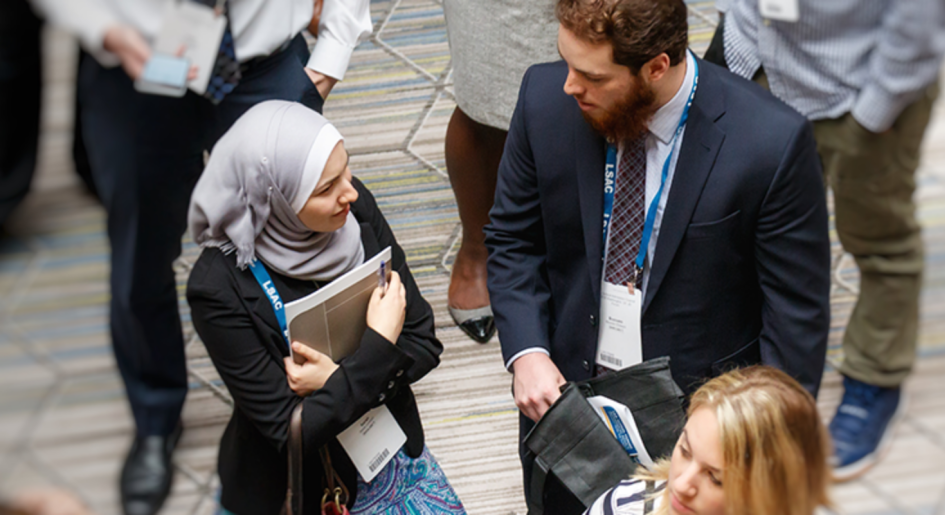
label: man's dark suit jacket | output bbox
[485,58,830,397]
[187,179,441,515]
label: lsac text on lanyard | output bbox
[601,52,699,282]
[248,259,292,350]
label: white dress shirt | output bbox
[618,49,695,295]
[30,0,372,80]
[506,50,697,370]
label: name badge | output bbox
[596,281,643,371]
[337,405,407,482]
[759,0,799,22]
[154,1,227,95]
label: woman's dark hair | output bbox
[556,0,689,73]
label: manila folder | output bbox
[285,247,392,364]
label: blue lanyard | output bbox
[248,260,291,349]
[602,54,699,274]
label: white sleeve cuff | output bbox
[305,0,372,81]
[80,22,122,68]
[851,83,916,133]
[306,33,355,81]
[505,347,551,372]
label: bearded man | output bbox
[484,0,831,510]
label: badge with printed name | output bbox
[759,0,799,22]
[596,281,643,371]
[337,405,406,482]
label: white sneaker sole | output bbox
[832,391,908,483]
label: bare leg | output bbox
[445,107,506,312]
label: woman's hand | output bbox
[284,342,340,397]
[366,270,407,344]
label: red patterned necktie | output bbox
[603,138,647,288]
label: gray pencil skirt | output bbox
[443,0,561,131]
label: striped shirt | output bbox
[720,0,945,132]
[583,479,666,515]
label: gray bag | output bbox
[523,357,686,515]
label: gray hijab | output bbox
[188,100,364,281]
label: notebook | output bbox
[285,246,392,364]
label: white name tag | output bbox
[337,405,406,482]
[596,281,643,371]
[154,1,227,95]
[759,0,799,22]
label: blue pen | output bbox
[378,260,387,294]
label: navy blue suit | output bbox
[485,58,830,512]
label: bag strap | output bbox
[284,402,304,515]
[319,445,350,512]
[526,456,549,515]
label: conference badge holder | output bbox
[596,279,644,371]
[337,405,407,483]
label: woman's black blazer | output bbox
[186,178,442,514]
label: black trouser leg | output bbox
[0,0,41,227]
[73,50,98,201]
[80,58,191,437]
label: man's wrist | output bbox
[304,67,338,99]
[507,347,551,372]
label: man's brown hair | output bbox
[556,0,689,73]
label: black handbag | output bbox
[523,357,686,515]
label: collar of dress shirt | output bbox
[647,50,696,145]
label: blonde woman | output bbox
[585,366,831,515]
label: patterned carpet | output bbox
[1,1,944,514]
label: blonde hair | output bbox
[635,366,831,515]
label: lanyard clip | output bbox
[631,264,643,290]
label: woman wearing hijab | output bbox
[186,100,465,514]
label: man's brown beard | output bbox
[582,78,659,143]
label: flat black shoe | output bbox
[449,306,496,343]
[120,424,182,515]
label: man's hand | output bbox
[284,342,340,397]
[512,352,567,422]
[103,24,152,81]
[103,26,198,83]
[304,68,338,100]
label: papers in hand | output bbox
[586,395,654,468]
[153,1,226,95]
[285,247,392,364]
[337,405,406,482]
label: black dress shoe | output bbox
[448,306,497,343]
[120,424,182,515]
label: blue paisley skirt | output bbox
[217,446,464,515]
[351,446,465,515]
